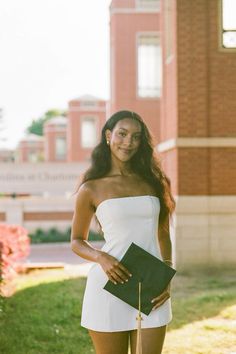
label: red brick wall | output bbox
[159,148,178,196]
[177,0,210,138]
[18,141,44,162]
[24,211,73,221]
[110,3,160,144]
[67,99,106,162]
[210,148,236,195]
[44,128,67,162]
[160,0,178,142]
[110,0,135,9]
[176,0,236,138]
[161,0,236,196]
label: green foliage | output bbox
[29,227,103,244]
[26,109,67,136]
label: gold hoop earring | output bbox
[106,140,110,145]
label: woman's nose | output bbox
[124,136,133,146]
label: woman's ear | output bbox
[105,129,111,141]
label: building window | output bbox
[81,117,97,148]
[221,0,236,48]
[137,34,161,98]
[55,137,66,160]
[28,151,38,163]
[136,0,160,10]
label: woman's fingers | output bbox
[152,293,170,310]
[151,290,170,310]
[119,263,132,277]
[101,253,132,284]
[151,289,170,302]
[106,262,132,284]
[114,265,131,282]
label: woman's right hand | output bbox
[97,251,132,285]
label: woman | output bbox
[71,110,176,354]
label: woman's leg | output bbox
[130,326,167,354]
[88,329,130,354]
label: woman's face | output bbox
[105,118,142,162]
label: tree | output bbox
[26,109,67,136]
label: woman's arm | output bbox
[71,183,103,262]
[151,214,173,311]
[71,184,131,284]
[158,214,172,266]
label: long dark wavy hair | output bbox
[79,110,176,229]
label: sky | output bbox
[0,0,111,149]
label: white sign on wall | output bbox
[0,162,89,196]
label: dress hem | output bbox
[81,317,172,332]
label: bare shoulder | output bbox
[76,180,99,209]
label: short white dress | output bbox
[81,195,172,332]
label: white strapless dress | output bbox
[81,195,172,332]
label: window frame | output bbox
[80,115,98,149]
[55,136,67,161]
[136,31,162,100]
[218,0,236,52]
[136,0,160,11]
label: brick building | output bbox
[44,116,67,162]
[67,95,106,162]
[158,0,236,267]
[109,0,236,267]
[109,0,161,143]
[16,95,106,163]
[0,149,15,162]
[17,134,44,163]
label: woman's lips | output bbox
[120,148,132,153]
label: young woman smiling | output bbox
[71,110,176,354]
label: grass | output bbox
[0,267,236,354]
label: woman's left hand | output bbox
[151,283,171,311]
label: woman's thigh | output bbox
[88,329,130,354]
[130,326,167,354]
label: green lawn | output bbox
[0,267,236,354]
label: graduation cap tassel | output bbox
[136,281,143,354]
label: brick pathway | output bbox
[21,241,105,276]
[25,241,104,264]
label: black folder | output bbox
[103,242,176,315]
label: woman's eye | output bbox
[119,132,126,137]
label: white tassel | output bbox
[136,282,143,354]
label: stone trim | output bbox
[69,106,106,112]
[174,195,236,213]
[110,8,160,15]
[172,195,236,267]
[157,137,236,152]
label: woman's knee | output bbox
[88,329,130,354]
[130,326,167,354]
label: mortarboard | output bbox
[103,242,176,316]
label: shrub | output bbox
[0,224,30,292]
[28,227,104,243]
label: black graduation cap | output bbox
[103,242,176,316]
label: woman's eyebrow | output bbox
[118,127,142,134]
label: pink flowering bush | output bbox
[0,224,30,289]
